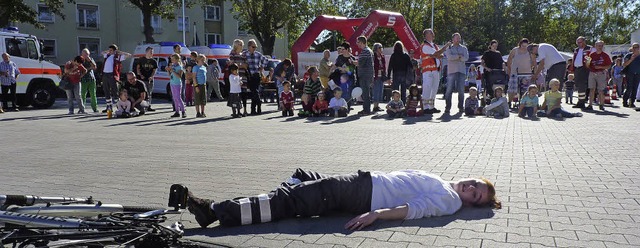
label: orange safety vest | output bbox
[420,42,440,73]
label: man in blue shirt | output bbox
[0,53,20,112]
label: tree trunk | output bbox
[141,8,155,44]
[261,35,276,57]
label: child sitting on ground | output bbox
[405,85,423,117]
[227,63,243,118]
[299,94,312,117]
[386,90,405,118]
[115,89,132,118]
[518,84,539,119]
[539,78,583,118]
[564,74,575,104]
[484,87,509,118]
[464,87,483,116]
[328,87,348,117]
[312,91,329,117]
[280,81,295,117]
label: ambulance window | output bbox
[26,39,39,59]
[5,38,23,57]
[158,58,168,71]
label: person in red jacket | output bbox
[312,91,329,116]
[64,56,88,115]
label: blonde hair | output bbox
[233,39,244,53]
[549,78,561,88]
[81,48,90,55]
[197,54,207,65]
[170,53,183,66]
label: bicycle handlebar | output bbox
[0,195,92,208]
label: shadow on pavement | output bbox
[166,117,229,126]
[402,114,434,125]
[184,207,495,237]
[437,111,463,123]
[320,115,360,125]
[0,113,74,122]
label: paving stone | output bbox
[2,96,639,248]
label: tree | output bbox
[0,0,73,29]
[128,0,219,44]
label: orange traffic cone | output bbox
[612,84,618,100]
[604,86,611,104]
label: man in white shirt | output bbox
[528,43,567,87]
[186,168,500,230]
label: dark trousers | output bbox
[574,66,589,105]
[213,168,372,226]
[249,73,262,114]
[623,72,640,104]
[391,73,407,101]
[1,83,17,108]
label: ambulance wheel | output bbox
[30,83,56,109]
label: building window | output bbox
[206,33,221,45]
[78,37,100,60]
[41,39,56,58]
[141,13,163,33]
[205,6,221,21]
[177,16,189,32]
[77,4,99,29]
[37,4,54,23]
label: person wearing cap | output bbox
[528,43,566,91]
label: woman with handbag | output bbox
[63,56,88,114]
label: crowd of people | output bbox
[2,31,639,120]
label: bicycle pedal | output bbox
[168,184,188,210]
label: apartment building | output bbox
[15,1,288,67]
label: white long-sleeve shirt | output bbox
[229,74,242,93]
[370,170,462,219]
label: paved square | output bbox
[1,94,639,247]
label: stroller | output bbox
[512,73,533,109]
[482,70,508,106]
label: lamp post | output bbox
[431,0,434,30]
[182,0,186,45]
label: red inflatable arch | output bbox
[291,10,420,73]
[347,10,420,57]
[290,15,364,73]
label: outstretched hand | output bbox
[344,211,379,231]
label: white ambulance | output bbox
[188,44,231,81]
[130,42,191,97]
[0,27,62,108]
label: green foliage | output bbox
[128,0,209,44]
[0,0,74,29]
